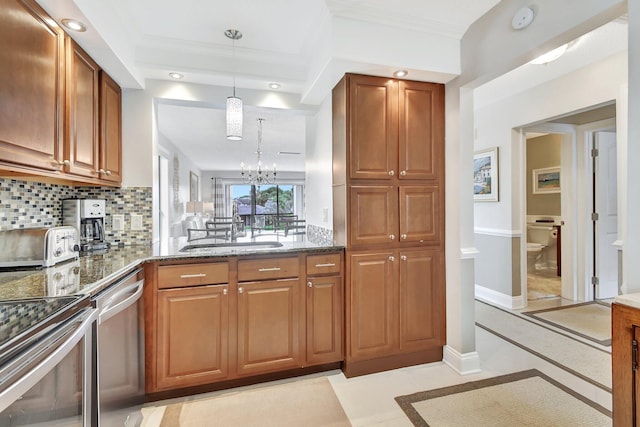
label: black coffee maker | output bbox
[62,199,110,252]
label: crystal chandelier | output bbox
[225,29,243,140]
[240,118,276,185]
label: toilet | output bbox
[527,224,558,272]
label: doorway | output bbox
[524,133,563,301]
[520,106,618,304]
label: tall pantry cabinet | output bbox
[332,73,445,377]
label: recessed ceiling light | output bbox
[61,19,86,32]
[269,83,281,89]
[393,70,408,78]
[529,44,568,65]
[169,72,184,79]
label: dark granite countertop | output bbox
[0,239,343,302]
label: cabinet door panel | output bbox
[399,185,441,243]
[0,0,64,171]
[237,279,301,376]
[99,71,122,184]
[348,252,398,360]
[350,185,397,246]
[156,285,229,390]
[398,81,444,180]
[349,75,398,180]
[65,39,99,178]
[399,250,444,352]
[306,275,343,364]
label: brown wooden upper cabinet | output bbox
[99,71,123,184]
[0,0,123,186]
[65,39,100,179]
[0,0,65,172]
[347,74,444,181]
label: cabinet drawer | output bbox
[158,263,229,289]
[306,253,341,275]
[238,257,299,281]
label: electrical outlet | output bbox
[131,214,143,231]
[112,214,124,231]
[322,207,329,223]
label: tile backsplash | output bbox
[307,224,333,246]
[0,178,152,245]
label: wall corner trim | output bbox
[475,284,526,310]
[443,346,481,375]
[460,247,480,259]
[474,227,522,237]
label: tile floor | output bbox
[135,297,611,426]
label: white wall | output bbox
[474,52,627,233]
[304,94,333,230]
[445,0,627,373]
[157,134,201,230]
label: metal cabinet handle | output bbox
[238,287,243,294]
[388,170,395,176]
[401,255,407,261]
[400,170,406,176]
[315,263,336,268]
[180,273,206,279]
[307,281,313,288]
[58,159,70,166]
[105,170,112,176]
[98,169,113,176]
[389,234,395,240]
[401,234,407,240]
[258,267,281,272]
[388,256,395,262]
[223,288,228,296]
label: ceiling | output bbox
[33,1,627,173]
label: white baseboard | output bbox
[442,345,481,375]
[475,284,525,310]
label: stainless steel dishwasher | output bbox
[93,268,145,426]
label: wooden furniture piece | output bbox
[0,0,122,186]
[612,301,640,426]
[332,73,445,377]
[144,250,344,395]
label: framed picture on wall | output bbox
[189,171,199,201]
[533,167,560,194]
[473,147,499,202]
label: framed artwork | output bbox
[473,147,499,202]
[533,167,560,194]
[189,171,199,201]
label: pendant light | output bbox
[225,29,243,140]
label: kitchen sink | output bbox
[179,241,284,252]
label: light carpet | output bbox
[140,377,351,427]
[395,369,611,427]
[523,302,611,346]
[475,300,611,391]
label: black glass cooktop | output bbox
[0,295,90,363]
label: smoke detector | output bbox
[512,7,534,30]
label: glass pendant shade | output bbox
[226,96,243,140]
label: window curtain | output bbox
[211,177,225,218]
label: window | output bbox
[230,184,303,230]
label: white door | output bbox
[595,131,618,299]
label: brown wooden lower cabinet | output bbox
[345,248,444,377]
[156,284,229,390]
[306,274,343,365]
[146,252,344,394]
[236,278,302,377]
[612,302,640,426]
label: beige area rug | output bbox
[395,369,611,427]
[140,377,351,427]
[523,302,611,346]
